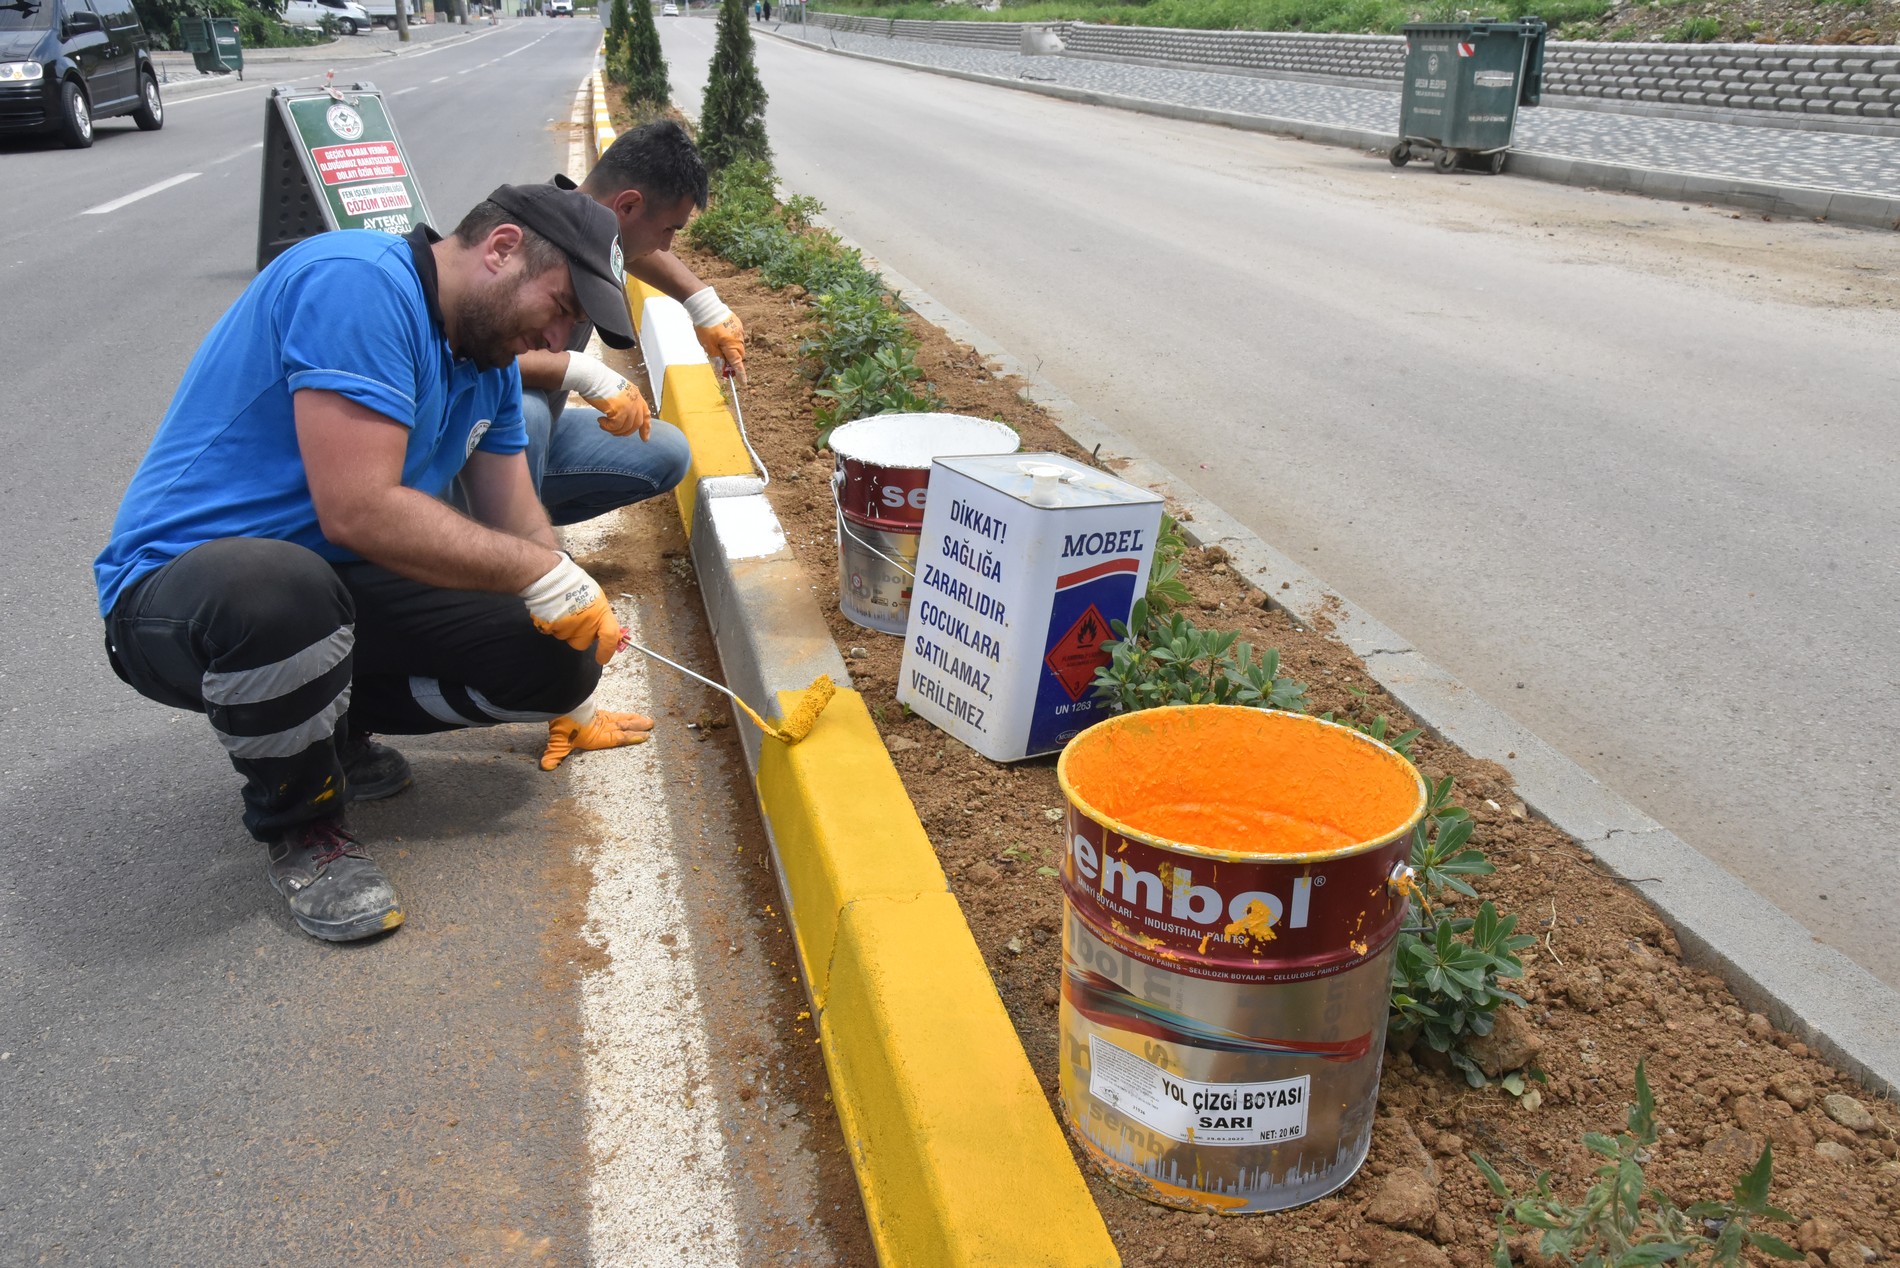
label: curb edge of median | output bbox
[786,201,1900,1097]
[587,76,1123,1266]
[758,28,1900,233]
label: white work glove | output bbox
[683,287,746,382]
[519,553,622,666]
[562,351,651,442]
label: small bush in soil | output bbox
[1473,1063,1804,1266]
[1389,776,1534,1086]
[1090,598,1311,713]
[812,344,945,438]
[799,283,916,383]
[1143,513,1194,610]
[698,0,771,173]
[625,0,672,107]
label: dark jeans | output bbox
[105,538,600,842]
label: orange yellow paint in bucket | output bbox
[1055,706,1427,1213]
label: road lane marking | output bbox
[430,75,448,83]
[207,141,264,166]
[457,67,473,74]
[559,511,744,1268]
[82,173,201,215]
[392,85,419,95]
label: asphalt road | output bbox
[660,17,1900,989]
[0,22,854,1265]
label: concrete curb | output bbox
[794,210,1900,1097]
[760,30,1900,233]
[590,77,1119,1265]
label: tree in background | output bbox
[697,0,768,171]
[625,0,671,108]
[604,0,632,83]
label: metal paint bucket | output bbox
[829,413,1018,635]
[1055,706,1427,1213]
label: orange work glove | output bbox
[563,351,652,441]
[539,702,655,770]
[518,553,622,666]
[683,287,746,383]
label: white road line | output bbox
[457,67,473,74]
[82,172,201,216]
[560,514,743,1268]
[206,141,264,167]
[430,75,449,83]
[392,85,420,95]
[167,74,323,105]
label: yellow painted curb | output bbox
[823,892,1119,1267]
[757,689,947,1010]
[767,689,1120,1266]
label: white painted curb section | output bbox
[639,294,709,415]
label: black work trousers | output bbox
[105,538,599,842]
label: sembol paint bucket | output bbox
[829,413,1018,636]
[1055,706,1427,1213]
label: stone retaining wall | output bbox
[801,12,1900,122]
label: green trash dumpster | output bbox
[1391,17,1544,174]
[179,16,244,79]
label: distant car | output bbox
[661,3,678,13]
[545,0,572,14]
[0,0,163,148]
[283,0,374,33]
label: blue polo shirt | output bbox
[95,228,527,618]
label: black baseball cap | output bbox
[484,182,635,349]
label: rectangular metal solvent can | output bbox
[897,452,1163,762]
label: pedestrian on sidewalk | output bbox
[96,184,649,944]
[498,119,749,770]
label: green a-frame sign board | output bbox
[257,82,434,271]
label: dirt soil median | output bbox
[649,234,1900,1265]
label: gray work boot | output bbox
[340,734,413,803]
[265,819,404,942]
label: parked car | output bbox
[0,0,162,148]
[545,0,573,15]
[660,3,678,13]
[282,0,374,33]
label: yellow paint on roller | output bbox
[822,893,1120,1267]
[755,689,946,1010]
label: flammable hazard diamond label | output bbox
[1044,604,1114,701]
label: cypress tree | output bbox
[604,0,631,84]
[626,0,671,107]
[697,0,769,172]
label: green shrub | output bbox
[813,345,944,438]
[799,282,915,381]
[1474,1063,1804,1266]
[1090,598,1311,712]
[1662,14,1722,39]
[699,0,770,172]
[626,0,672,105]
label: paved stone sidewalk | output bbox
[152,19,497,94]
[780,25,1900,198]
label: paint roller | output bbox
[613,607,834,744]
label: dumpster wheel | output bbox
[1433,149,1461,173]
[1388,143,1411,168]
[1486,150,1507,175]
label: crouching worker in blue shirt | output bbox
[93,184,652,944]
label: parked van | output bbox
[0,0,162,148]
[282,0,374,33]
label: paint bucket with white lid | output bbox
[829,413,1018,635]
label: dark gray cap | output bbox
[484,182,634,349]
